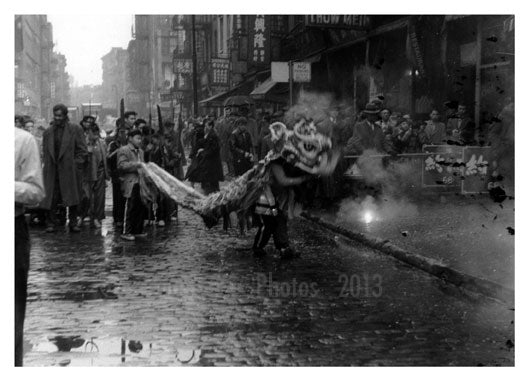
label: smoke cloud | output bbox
[284,91,336,127]
[338,149,422,224]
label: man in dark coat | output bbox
[41,104,88,232]
[345,102,393,155]
[197,120,224,195]
[185,121,206,185]
[217,107,237,175]
[446,104,476,145]
[229,117,254,176]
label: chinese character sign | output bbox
[421,145,491,193]
[211,59,229,85]
[173,58,192,75]
[248,15,270,65]
[461,147,491,193]
[422,145,464,188]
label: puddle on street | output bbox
[26,335,205,366]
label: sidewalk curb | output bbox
[301,211,514,304]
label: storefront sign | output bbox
[248,15,270,65]
[211,58,230,85]
[293,62,311,82]
[160,92,175,103]
[272,62,289,82]
[305,15,371,30]
[271,61,311,83]
[461,147,491,193]
[422,145,491,193]
[173,58,192,75]
[422,145,464,188]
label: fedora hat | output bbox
[363,102,380,114]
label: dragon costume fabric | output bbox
[138,120,340,228]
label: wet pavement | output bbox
[23,204,514,366]
[311,194,515,290]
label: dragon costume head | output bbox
[268,120,339,176]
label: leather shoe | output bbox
[69,226,81,233]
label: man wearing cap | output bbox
[345,102,393,155]
[229,117,254,176]
[117,129,146,241]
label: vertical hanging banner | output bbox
[248,15,271,65]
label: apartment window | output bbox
[174,29,186,54]
[162,37,170,55]
[271,16,287,34]
[236,15,247,34]
[170,37,178,54]
[16,82,24,99]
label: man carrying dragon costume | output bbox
[138,118,339,258]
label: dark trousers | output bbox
[124,183,146,235]
[253,211,289,250]
[78,178,91,220]
[15,215,30,366]
[154,194,174,223]
[112,179,126,224]
[47,176,78,228]
[89,168,106,221]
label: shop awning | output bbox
[249,77,289,104]
[199,88,233,108]
[199,80,256,108]
[250,78,277,99]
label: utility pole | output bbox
[191,15,199,117]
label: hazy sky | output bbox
[48,14,133,87]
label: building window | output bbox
[16,82,24,99]
[271,16,287,34]
[162,37,170,55]
[236,15,247,34]
[174,29,186,54]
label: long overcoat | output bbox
[192,130,225,183]
[41,122,88,209]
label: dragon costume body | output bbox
[138,119,339,228]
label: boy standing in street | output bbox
[117,129,146,241]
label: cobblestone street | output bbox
[22,206,514,366]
